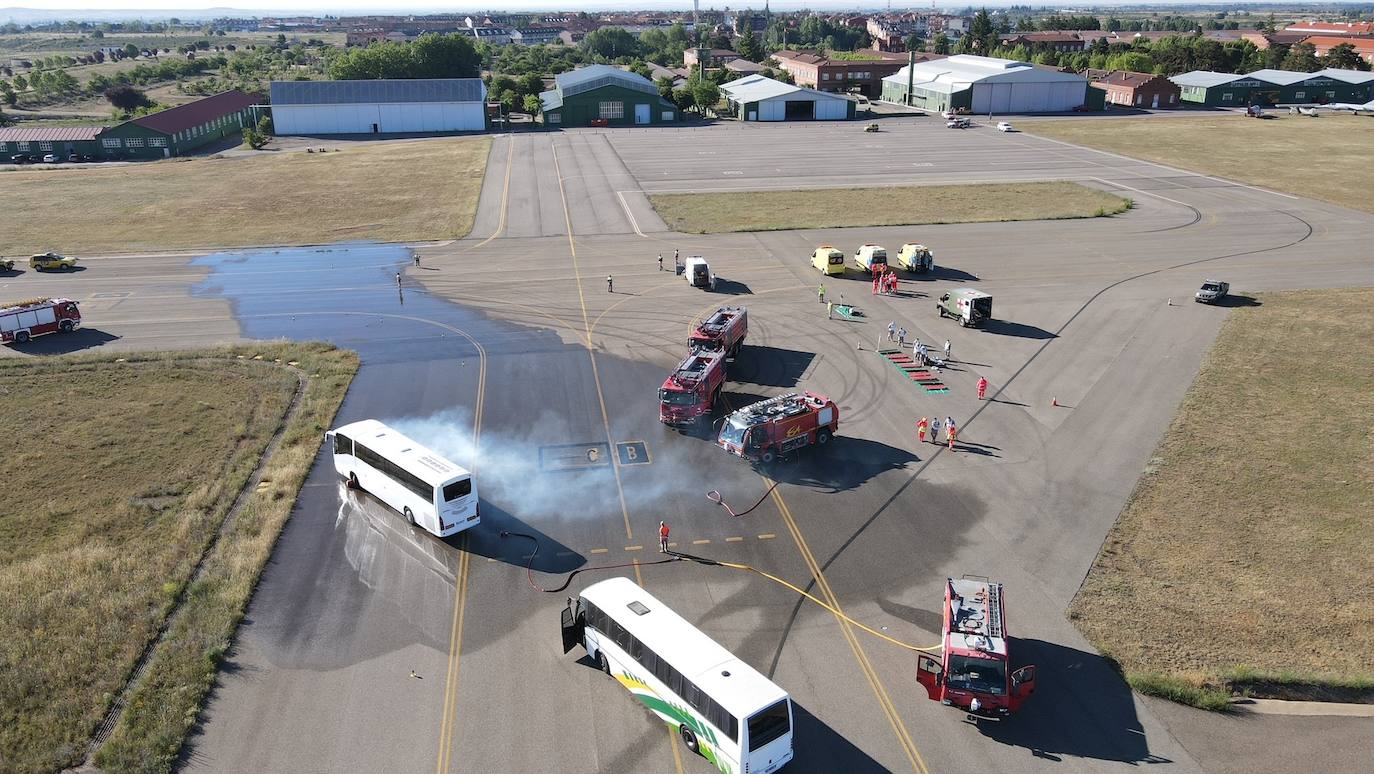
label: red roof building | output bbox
[1301,35,1374,65]
[1090,70,1182,109]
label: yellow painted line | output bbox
[758,533,776,540]
[725,537,745,543]
[767,481,930,774]
[458,135,514,252]
[435,544,472,774]
[435,319,488,774]
[551,137,636,542]
[693,539,712,545]
[625,545,644,552]
[590,548,609,555]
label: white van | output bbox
[683,256,716,290]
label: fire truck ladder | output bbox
[949,577,1003,643]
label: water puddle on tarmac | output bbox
[190,242,488,363]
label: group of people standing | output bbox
[872,270,899,296]
[917,416,959,450]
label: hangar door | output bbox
[784,100,815,120]
[814,98,849,120]
[971,82,1087,114]
[757,100,787,121]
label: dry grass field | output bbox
[0,137,490,253]
[1071,288,1374,707]
[648,181,1130,233]
[0,344,356,773]
[1021,114,1374,215]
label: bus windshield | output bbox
[946,655,1006,695]
[747,699,790,752]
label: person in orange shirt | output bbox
[977,376,988,400]
[947,424,958,451]
[659,521,671,553]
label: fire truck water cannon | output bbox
[915,576,1037,719]
[690,306,747,357]
[658,349,727,432]
[716,391,838,464]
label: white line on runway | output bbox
[632,175,1088,195]
[1088,176,1200,212]
[615,190,645,237]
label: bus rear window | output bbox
[747,699,790,752]
[442,478,472,501]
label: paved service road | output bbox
[9,119,1370,774]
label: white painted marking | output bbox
[722,170,744,176]
[615,190,645,238]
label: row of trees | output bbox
[328,33,481,80]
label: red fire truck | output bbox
[717,391,838,463]
[0,297,82,345]
[659,348,727,431]
[690,306,747,357]
[915,576,1037,719]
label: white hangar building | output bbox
[269,79,487,135]
[881,55,1089,114]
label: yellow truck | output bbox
[30,252,78,271]
[895,243,934,274]
[810,245,846,275]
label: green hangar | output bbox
[539,65,678,127]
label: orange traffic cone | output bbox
[1051,396,1059,407]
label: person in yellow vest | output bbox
[916,416,928,443]
[947,423,958,451]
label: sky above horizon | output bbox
[6,0,1243,12]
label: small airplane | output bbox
[1315,100,1374,115]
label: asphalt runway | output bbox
[8,117,1371,774]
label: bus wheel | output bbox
[597,651,610,675]
[348,473,359,489]
[679,726,700,756]
[404,507,416,526]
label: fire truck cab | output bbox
[717,391,838,464]
[1,297,82,344]
[659,349,726,432]
[690,306,747,357]
[916,576,1036,719]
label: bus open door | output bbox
[561,597,585,654]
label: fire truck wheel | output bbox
[404,507,416,526]
[679,726,700,756]
[817,429,832,445]
[760,449,775,464]
[15,331,30,344]
[59,319,74,333]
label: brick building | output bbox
[769,50,906,98]
[1090,70,1181,109]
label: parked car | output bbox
[67,153,81,162]
[30,252,78,271]
[42,153,59,163]
[0,257,14,272]
[1194,279,1230,304]
[10,154,30,164]
[946,118,970,129]
[864,123,880,132]
[79,154,97,162]
[997,121,1014,132]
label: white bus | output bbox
[561,577,794,773]
[327,419,478,538]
